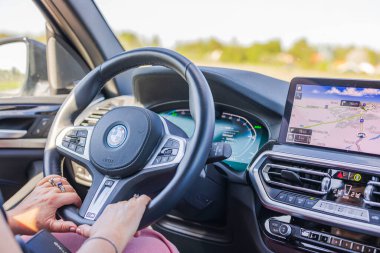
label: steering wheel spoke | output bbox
[79,161,182,223]
[55,126,94,164]
[78,174,119,221]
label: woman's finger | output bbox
[76,224,91,237]
[38,176,70,188]
[36,174,63,186]
[41,182,76,193]
[48,218,77,233]
[137,194,151,206]
[54,192,82,208]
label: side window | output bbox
[0,1,88,98]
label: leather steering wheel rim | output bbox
[43,47,215,228]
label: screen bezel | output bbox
[279,77,380,156]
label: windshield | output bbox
[95,0,380,81]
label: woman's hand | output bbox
[77,195,151,253]
[7,175,82,235]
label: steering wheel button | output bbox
[168,156,176,162]
[67,130,78,137]
[62,141,69,148]
[85,212,95,219]
[153,156,162,164]
[63,136,71,142]
[161,156,169,163]
[68,143,77,151]
[77,130,88,137]
[163,139,172,147]
[171,140,180,148]
[78,137,86,146]
[160,148,173,155]
[171,149,178,155]
[104,180,114,187]
[164,139,180,148]
[76,146,85,154]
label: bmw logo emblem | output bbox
[106,125,127,148]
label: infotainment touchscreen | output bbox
[281,78,380,156]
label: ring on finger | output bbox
[133,194,140,199]
[48,178,56,187]
[56,181,66,192]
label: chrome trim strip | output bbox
[0,129,27,139]
[85,176,119,220]
[248,150,380,237]
[368,181,380,186]
[0,139,46,148]
[262,163,329,195]
[263,163,329,177]
[364,199,380,208]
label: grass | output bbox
[0,81,22,92]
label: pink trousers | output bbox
[23,228,179,253]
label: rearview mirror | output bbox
[0,37,47,97]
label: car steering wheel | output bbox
[43,48,215,228]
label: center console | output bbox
[250,150,380,252]
[250,77,380,252]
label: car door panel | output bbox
[0,98,64,201]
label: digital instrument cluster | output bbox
[161,109,268,171]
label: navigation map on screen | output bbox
[286,84,380,155]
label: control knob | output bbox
[279,224,292,238]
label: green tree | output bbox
[366,48,380,66]
[288,38,318,68]
[118,32,143,50]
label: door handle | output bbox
[0,130,27,139]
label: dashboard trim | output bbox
[249,150,380,237]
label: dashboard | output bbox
[71,66,380,253]
[160,109,268,171]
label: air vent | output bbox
[80,103,116,126]
[262,163,331,195]
[364,181,380,208]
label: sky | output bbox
[1,0,380,50]
[300,85,380,102]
